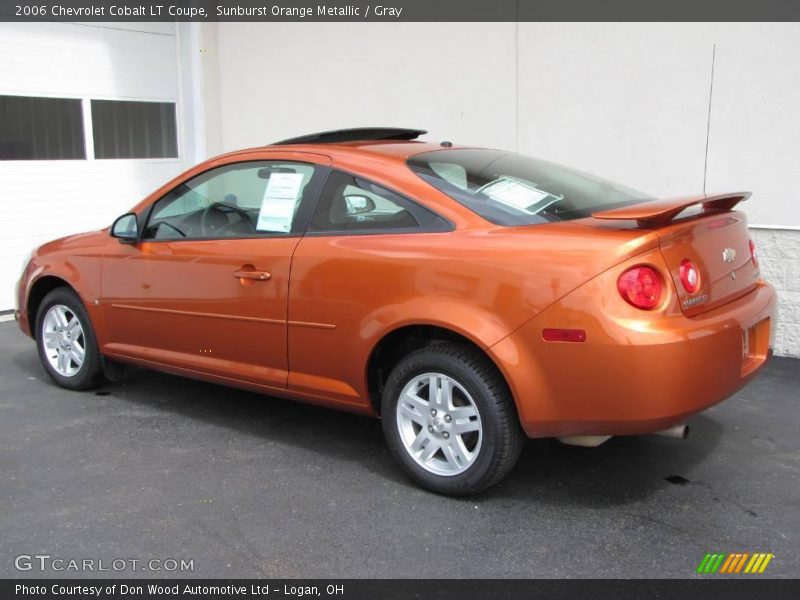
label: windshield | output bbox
[407,149,653,226]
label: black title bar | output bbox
[3,579,800,600]
[3,0,800,22]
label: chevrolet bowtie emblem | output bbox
[722,248,736,263]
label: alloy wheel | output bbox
[396,372,483,476]
[41,304,86,377]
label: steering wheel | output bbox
[200,202,252,236]
[215,218,257,236]
[156,221,187,238]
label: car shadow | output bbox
[16,349,723,507]
[490,416,723,506]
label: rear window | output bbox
[407,149,653,226]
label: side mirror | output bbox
[111,213,139,244]
[344,194,376,215]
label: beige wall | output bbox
[201,22,517,155]
[519,22,800,229]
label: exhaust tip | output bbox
[557,435,612,447]
[654,424,689,439]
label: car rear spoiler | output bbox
[592,192,751,226]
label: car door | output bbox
[100,155,329,389]
[287,170,452,407]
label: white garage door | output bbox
[0,22,190,310]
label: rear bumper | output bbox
[491,279,777,438]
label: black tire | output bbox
[381,342,523,496]
[35,287,103,390]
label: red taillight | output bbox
[617,265,663,310]
[679,259,701,293]
[749,239,758,268]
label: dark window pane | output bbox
[91,100,178,159]
[310,170,448,234]
[0,95,85,160]
[408,149,654,226]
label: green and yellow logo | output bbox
[696,552,774,574]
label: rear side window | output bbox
[407,149,653,226]
[309,171,449,234]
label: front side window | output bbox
[407,149,653,226]
[0,95,85,160]
[143,161,317,240]
[309,171,448,233]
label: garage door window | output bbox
[91,100,178,159]
[0,95,85,160]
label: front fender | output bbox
[20,233,108,342]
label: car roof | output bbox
[215,139,473,167]
[273,127,427,145]
[279,139,453,159]
[216,127,480,164]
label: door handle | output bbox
[233,269,271,281]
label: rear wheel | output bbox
[381,343,523,495]
[35,288,103,390]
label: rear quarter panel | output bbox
[492,248,776,438]
[287,223,660,409]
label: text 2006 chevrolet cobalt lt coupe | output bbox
[17,128,776,495]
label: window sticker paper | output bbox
[478,177,561,213]
[256,172,304,232]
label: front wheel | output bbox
[381,343,523,496]
[35,288,103,390]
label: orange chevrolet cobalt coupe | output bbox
[17,128,776,495]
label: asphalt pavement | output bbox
[1,321,798,578]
